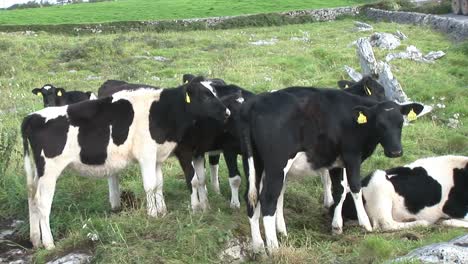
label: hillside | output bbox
[0,0,375,25]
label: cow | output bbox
[32,84,96,107]
[21,76,230,249]
[239,86,423,252]
[338,155,468,230]
[98,76,254,210]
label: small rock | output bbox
[151,76,161,81]
[424,51,445,61]
[85,75,101,81]
[68,70,77,73]
[219,238,248,263]
[249,38,278,46]
[369,32,401,50]
[46,253,92,264]
[354,21,373,32]
[153,56,169,62]
[0,229,14,239]
[386,46,445,63]
[343,65,363,82]
[447,118,460,129]
[394,30,408,40]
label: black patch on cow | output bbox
[21,114,70,177]
[442,163,468,218]
[387,166,442,214]
[67,97,134,165]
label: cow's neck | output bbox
[150,87,195,144]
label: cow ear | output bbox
[337,80,354,90]
[352,106,371,125]
[182,74,196,84]
[399,103,424,121]
[56,88,65,97]
[32,88,42,96]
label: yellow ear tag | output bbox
[357,112,367,124]
[37,92,42,97]
[344,84,349,89]
[185,92,191,103]
[365,86,372,96]
[185,80,189,84]
[57,91,62,96]
[407,109,417,121]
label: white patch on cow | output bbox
[210,164,220,194]
[229,175,241,208]
[247,157,257,206]
[236,97,245,104]
[201,81,217,96]
[190,172,200,211]
[351,190,372,232]
[225,108,231,117]
[43,85,52,90]
[287,152,343,177]
[384,108,394,111]
[263,215,279,251]
[34,105,68,123]
[320,170,334,208]
[89,93,97,100]
[107,175,121,211]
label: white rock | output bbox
[369,32,401,50]
[46,253,92,264]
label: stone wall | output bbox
[366,8,468,41]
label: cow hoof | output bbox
[332,226,343,235]
[157,207,167,216]
[44,243,55,250]
[111,206,122,213]
[230,201,240,209]
[251,242,266,255]
[191,203,202,213]
[201,202,210,212]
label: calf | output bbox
[32,84,96,107]
[339,155,468,230]
[98,77,255,210]
[21,77,230,249]
[240,87,423,252]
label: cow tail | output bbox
[241,118,258,208]
[21,117,37,198]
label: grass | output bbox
[0,0,376,25]
[0,18,467,263]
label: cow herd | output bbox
[21,75,467,253]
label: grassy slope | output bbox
[0,0,374,25]
[0,19,467,263]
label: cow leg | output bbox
[26,156,41,248]
[107,174,121,211]
[139,155,159,217]
[225,150,241,208]
[155,163,167,215]
[174,148,201,212]
[345,163,372,232]
[330,168,348,235]
[193,156,209,211]
[261,169,284,252]
[208,154,220,194]
[276,183,287,237]
[320,170,334,209]
[441,219,468,228]
[245,155,265,253]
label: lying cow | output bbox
[338,155,468,230]
[21,77,230,249]
[240,86,423,252]
[32,84,96,107]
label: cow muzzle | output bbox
[385,149,402,158]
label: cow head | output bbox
[32,84,67,107]
[339,75,386,102]
[184,76,230,123]
[353,101,424,158]
[182,73,226,86]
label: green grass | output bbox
[0,0,375,25]
[0,18,467,263]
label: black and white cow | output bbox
[240,87,423,252]
[98,76,254,210]
[21,77,230,249]
[32,84,96,107]
[338,155,468,230]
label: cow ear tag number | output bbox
[57,91,63,96]
[185,92,191,103]
[407,109,417,121]
[357,112,367,124]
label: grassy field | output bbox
[0,0,375,25]
[0,18,467,263]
